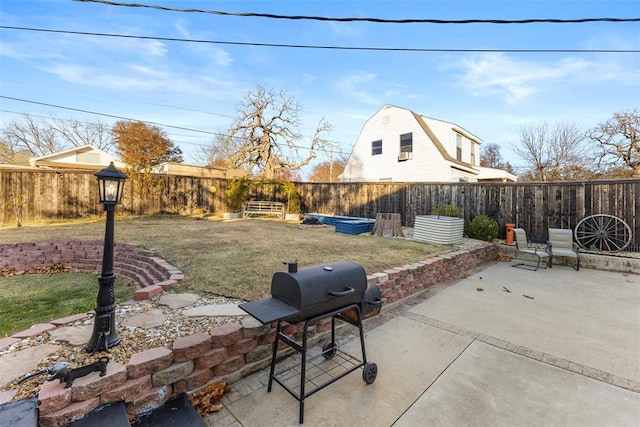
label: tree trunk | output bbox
[372,213,404,237]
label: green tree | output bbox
[112,121,183,215]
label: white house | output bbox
[340,105,516,183]
[24,146,246,178]
[28,145,124,170]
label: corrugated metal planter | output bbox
[413,215,464,244]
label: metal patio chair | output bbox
[548,228,580,271]
[512,228,550,271]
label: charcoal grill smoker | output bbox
[239,261,383,424]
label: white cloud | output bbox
[336,72,380,105]
[145,40,168,57]
[455,53,576,104]
[453,53,638,105]
[173,22,191,39]
[126,64,169,79]
[40,63,157,91]
[0,40,64,60]
[201,77,235,87]
[302,73,316,84]
[211,48,232,66]
[39,63,204,94]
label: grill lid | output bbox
[239,261,368,324]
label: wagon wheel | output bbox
[574,214,632,252]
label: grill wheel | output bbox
[363,362,378,384]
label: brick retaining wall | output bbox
[0,241,498,426]
[0,241,184,301]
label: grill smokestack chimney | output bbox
[285,260,298,273]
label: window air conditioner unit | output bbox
[398,152,412,161]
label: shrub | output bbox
[224,177,251,212]
[281,180,301,214]
[432,204,463,218]
[467,215,499,241]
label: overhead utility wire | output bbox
[73,1,640,24]
[0,95,218,136]
[0,96,339,153]
[2,26,638,53]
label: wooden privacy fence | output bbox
[1,169,638,248]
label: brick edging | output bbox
[0,241,184,343]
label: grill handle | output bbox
[366,297,383,306]
[328,286,355,297]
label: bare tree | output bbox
[50,116,115,153]
[480,143,515,173]
[1,114,63,157]
[221,85,332,179]
[513,120,591,181]
[196,131,246,170]
[587,109,639,178]
[1,114,117,161]
[0,141,15,163]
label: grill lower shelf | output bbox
[266,304,378,424]
[274,348,362,396]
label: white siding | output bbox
[341,105,483,183]
[342,106,450,182]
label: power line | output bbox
[2,26,638,53]
[73,1,640,25]
[0,95,219,136]
[0,97,343,152]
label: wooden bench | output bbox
[243,201,285,219]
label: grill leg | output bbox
[299,318,312,424]
[331,315,336,346]
[267,321,282,392]
[355,306,368,363]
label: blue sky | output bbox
[1,0,638,177]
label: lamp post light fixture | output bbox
[86,162,127,354]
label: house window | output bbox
[400,133,412,153]
[456,134,462,161]
[470,144,476,166]
[371,140,382,156]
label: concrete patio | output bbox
[205,261,640,426]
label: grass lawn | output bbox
[0,214,455,314]
[0,273,134,336]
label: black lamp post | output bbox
[86,162,127,354]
